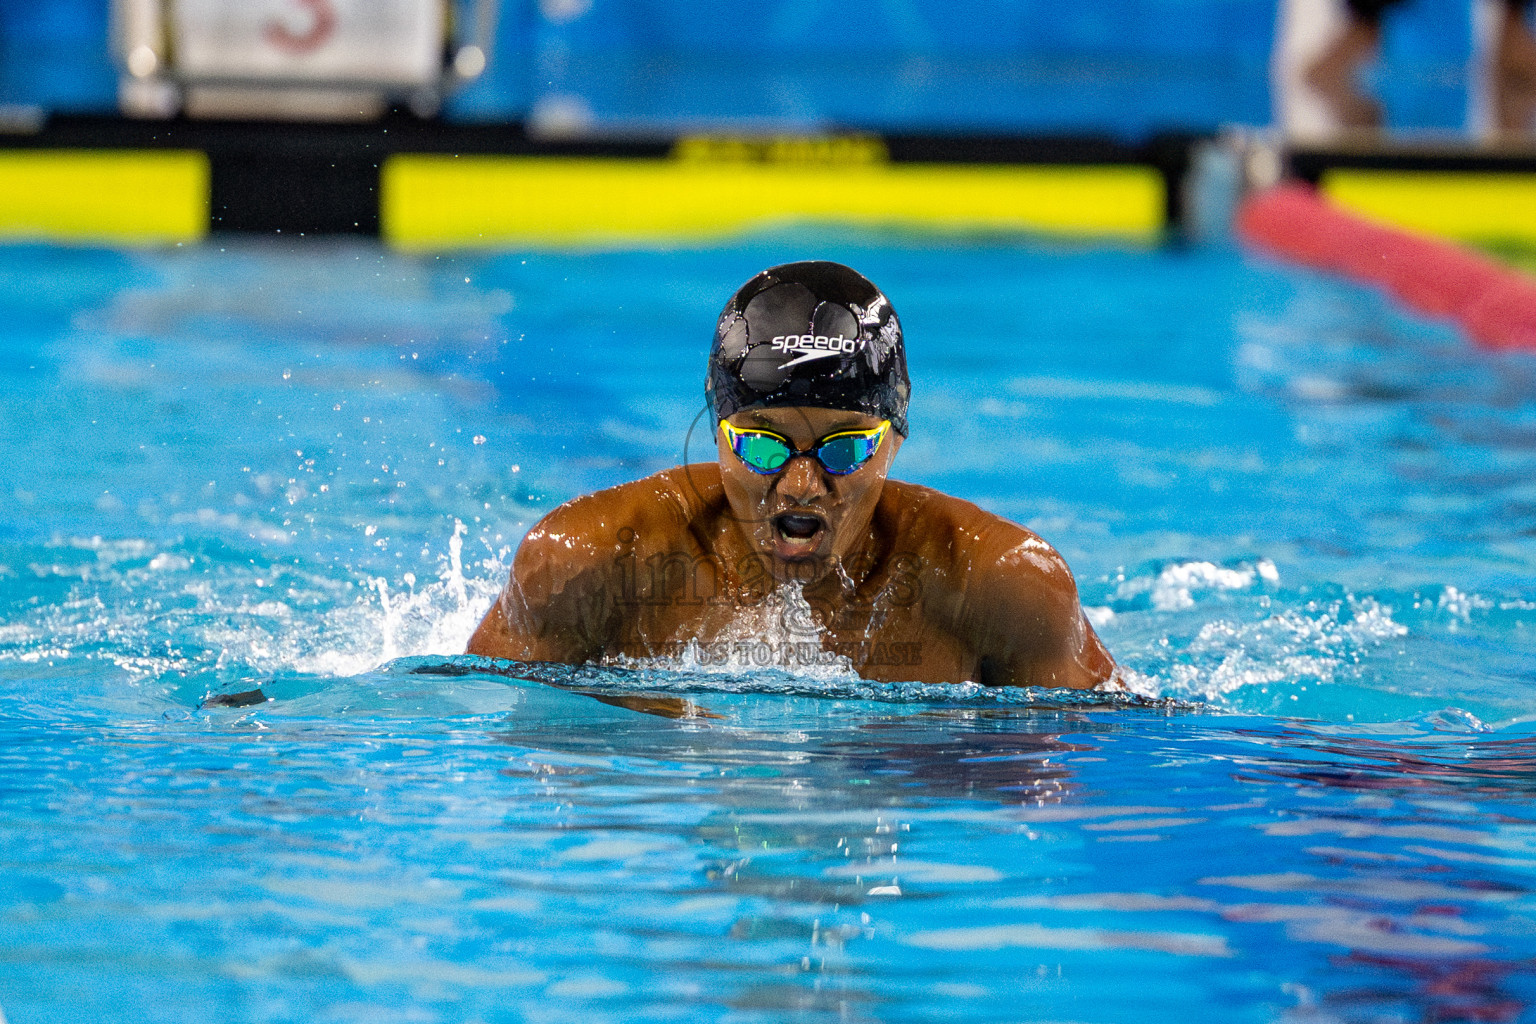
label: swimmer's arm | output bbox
[967,533,1115,690]
[466,516,618,664]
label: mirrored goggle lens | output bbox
[816,432,881,475]
[733,432,792,473]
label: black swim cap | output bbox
[706,261,910,436]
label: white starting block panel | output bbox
[169,0,445,88]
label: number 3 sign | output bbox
[170,0,443,86]
[264,0,339,54]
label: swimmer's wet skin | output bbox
[467,261,1115,688]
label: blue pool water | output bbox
[2,233,1535,1022]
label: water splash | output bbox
[1438,585,1493,628]
[609,583,860,681]
[373,577,400,663]
[0,523,505,700]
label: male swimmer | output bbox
[468,261,1115,689]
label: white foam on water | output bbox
[1119,596,1408,704]
[1103,666,1165,699]
[1114,559,1279,612]
[1083,605,1115,627]
[1438,585,1493,626]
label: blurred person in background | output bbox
[1303,0,1536,131]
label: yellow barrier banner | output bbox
[382,155,1164,248]
[1323,170,1536,246]
[0,150,209,245]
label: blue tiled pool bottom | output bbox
[1,235,1534,1022]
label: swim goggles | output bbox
[720,419,889,476]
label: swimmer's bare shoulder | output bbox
[884,480,1114,689]
[466,466,720,662]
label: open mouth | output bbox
[773,512,826,544]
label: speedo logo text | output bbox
[770,333,865,368]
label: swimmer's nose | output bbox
[776,453,828,503]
